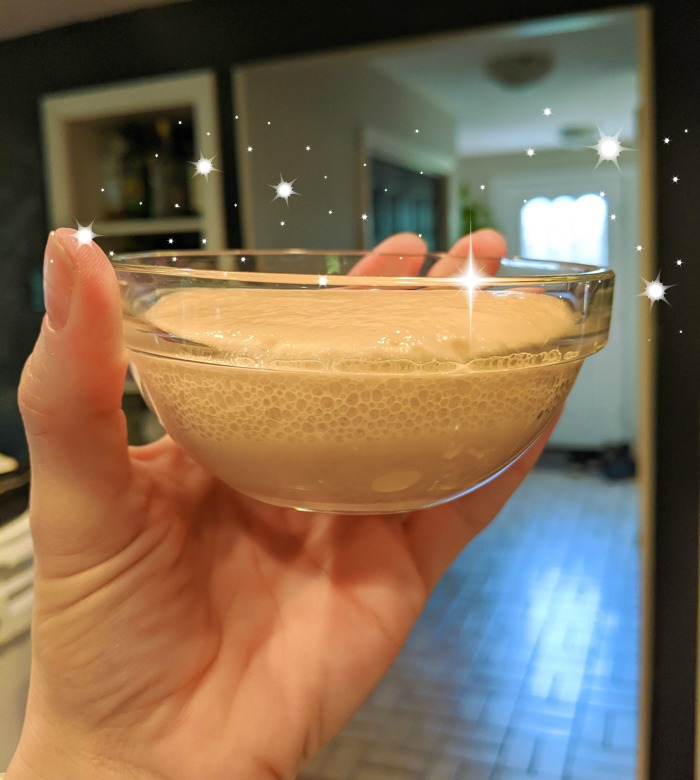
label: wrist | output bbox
[7,730,160,780]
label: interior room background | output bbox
[0,1,697,778]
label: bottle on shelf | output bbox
[100,132,128,219]
[148,118,191,218]
[120,123,150,219]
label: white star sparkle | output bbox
[639,272,673,308]
[269,175,299,205]
[318,275,328,287]
[543,107,553,117]
[526,147,536,157]
[587,128,631,170]
[190,153,218,180]
[458,233,485,342]
[75,220,99,246]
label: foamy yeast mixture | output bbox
[127,287,581,512]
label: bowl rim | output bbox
[110,249,615,287]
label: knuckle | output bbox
[17,350,60,437]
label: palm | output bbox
[32,435,445,780]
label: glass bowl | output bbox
[111,249,614,514]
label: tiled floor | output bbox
[299,459,640,780]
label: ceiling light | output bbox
[485,52,553,87]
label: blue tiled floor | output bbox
[300,461,640,779]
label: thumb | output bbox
[18,228,136,566]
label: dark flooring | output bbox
[299,460,640,780]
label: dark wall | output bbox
[0,0,698,777]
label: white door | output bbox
[490,168,639,449]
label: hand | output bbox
[10,228,556,780]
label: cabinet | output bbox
[42,70,226,255]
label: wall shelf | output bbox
[93,216,204,236]
[41,70,226,253]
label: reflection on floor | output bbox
[299,462,640,780]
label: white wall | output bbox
[234,51,457,250]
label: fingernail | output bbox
[43,231,75,330]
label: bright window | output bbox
[520,193,608,265]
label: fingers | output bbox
[347,232,428,276]
[348,229,506,278]
[427,229,506,278]
[403,409,562,592]
[18,229,136,566]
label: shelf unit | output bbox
[41,70,226,254]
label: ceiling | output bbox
[1,2,640,157]
[0,0,188,41]
[369,10,640,155]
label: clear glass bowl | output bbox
[111,250,614,514]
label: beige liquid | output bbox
[127,287,582,512]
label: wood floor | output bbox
[299,462,640,780]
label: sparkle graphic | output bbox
[543,106,553,117]
[610,214,617,221]
[247,146,253,152]
[663,137,670,144]
[305,145,311,151]
[526,147,536,157]
[639,272,673,308]
[75,220,99,246]
[361,214,368,220]
[269,175,299,205]
[676,259,683,266]
[191,153,218,180]
[458,231,484,342]
[636,245,642,252]
[318,275,328,287]
[587,128,631,170]
[672,176,680,183]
